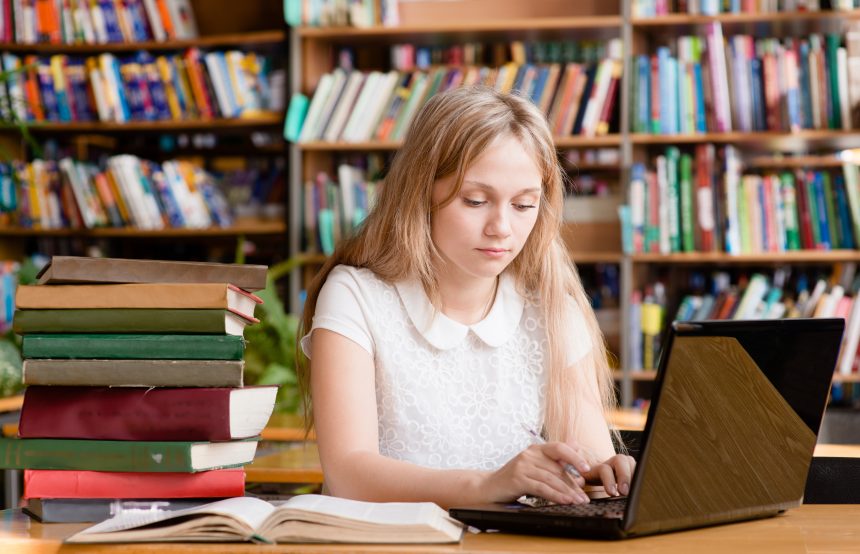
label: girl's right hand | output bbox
[480,442,593,505]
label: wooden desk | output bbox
[246,443,323,484]
[0,505,858,553]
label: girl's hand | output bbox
[581,454,637,497]
[480,442,593,505]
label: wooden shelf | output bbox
[298,135,622,151]
[630,130,860,152]
[745,155,844,169]
[0,218,286,238]
[631,250,860,264]
[0,30,286,53]
[298,17,622,42]
[630,129,860,152]
[5,113,285,134]
[571,252,623,264]
[631,10,860,35]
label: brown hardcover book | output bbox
[17,283,262,315]
[36,256,267,291]
[22,359,245,387]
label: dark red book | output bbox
[18,386,277,441]
[23,468,245,499]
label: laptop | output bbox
[449,318,844,539]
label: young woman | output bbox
[299,86,635,508]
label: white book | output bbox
[341,71,382,142]
[89,0,108,43]
[801,279,829,319]
[298,72,335,143]
[733,274,769,320]
[324,71,366,142]
[73,0,96,44]
[203,52,236,118]
[162,160,209,228]
[141,0,166,41]
[166,0,198,39]
[88,67,111,121]
[838,47,852,130]
[58,158,95,228]
[107,157,147,229]
[67,495,463,545]
[356,70,399,141]
[313,68,348,140]
[815,285,845,318]
[98,54,125,122]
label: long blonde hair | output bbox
[299,86,616,446]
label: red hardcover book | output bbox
[23,468,245,499]
[695,144,715,252]
[18,385,277,441]
[794,170,815,250]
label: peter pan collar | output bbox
[394,272,525,350]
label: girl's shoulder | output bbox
[325,264,396,299]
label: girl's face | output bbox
[430,134,542,285]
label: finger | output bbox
[592,463,619,496]
[542,442,591,475]
[524,473,590,505]
[617,455,636,496]
[527,464,590,504]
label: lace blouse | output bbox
[300,265,592,471]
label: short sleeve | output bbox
[564,295,593,366]
[299,266,375,359]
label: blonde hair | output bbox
[299,86,616,449]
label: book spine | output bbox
[22,333,245,360]
[13,308,235,335]
[23,468,245,499]
[19,385,233,441]
[2,437,207,472]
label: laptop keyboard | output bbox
[521,497,627,519]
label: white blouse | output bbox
[301,265,592,471]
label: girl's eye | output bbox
[514,203,537,211]
[464,198,486,207]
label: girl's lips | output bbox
[478,248,509,257]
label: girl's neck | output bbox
[436,274,500,326]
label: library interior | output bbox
[1,0,860,551]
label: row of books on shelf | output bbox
[0,48,275,124]
[0,0,198,44]
[631,26,860,135]
[630,265,860,374]
[632,0,859,16]
[3,256,275,522]
[284,0,400,28]
[295,39,623,143]
[0,156,233,230]
[385,40,615,72]
[623,144,860,255]
[301,160,382,254]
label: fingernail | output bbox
[612,484,619,496]
[563,495,574,504]
[580,493,590,503]
[620,483,629,495]
[580,463,590,472]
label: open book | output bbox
[66,495,464,544]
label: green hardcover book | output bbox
[666,147,681,253]
[22,359,245,387]
[821,172,841,249]
[781,172,801,251]
[22,334,245,360]
[826,34,843,129]
[0,437,258,472]
[679,152,695,252]
[805,173,822,247]
[12,309,255,336]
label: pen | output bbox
[521,424,583,479]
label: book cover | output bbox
[13,308,257,336]
[36,255,267,291]
[18,385,277,441]
[22,333,244,360]
[16,282,262,314]
[67,495,463,544]
[22,358,245,387]
[23,468,245,499]
[0,437,258,472]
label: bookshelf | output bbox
[0,0,289,267]
[289,1,860,409]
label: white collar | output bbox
[394,272,525,350]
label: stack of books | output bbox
[2,256,278,523]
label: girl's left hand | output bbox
[581,454,637,497]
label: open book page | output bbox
[260,494,464,543]
[67,497,275,543]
